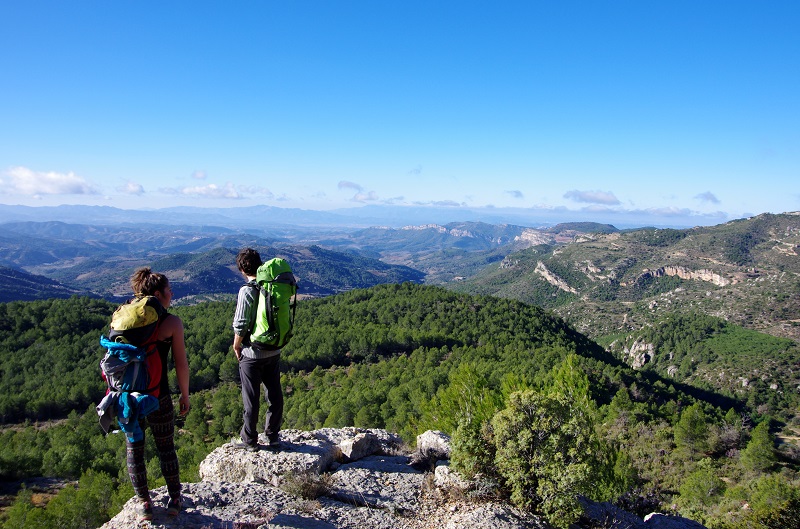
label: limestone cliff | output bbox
[630,266,732,287]
[534,261,578,294]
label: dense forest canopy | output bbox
[0,285,798,528]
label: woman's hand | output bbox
[178,394,190,416]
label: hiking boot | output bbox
[232,441,259,452]
[135,499,153,521]
[166,497,181,517]
[267,437,281,450]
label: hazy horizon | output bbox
[3,201,797,231]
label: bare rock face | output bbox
[445,504,551,529]
[339,432,383,462]
[434,461,470,490]
[104,427,547,529]
[534,261,578,293]
[410,430,452,470]
[102,428,707,529]
[623,339,655,369]
[198,428,403,484]
[635,266,731,287]
[416,430,451,460]
[329,455,425,513]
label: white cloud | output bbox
[505,190,524,199]
[119,181,145,195]
[191,170,208,180]
[408,165,422,175]
[161,182,242,199]
[564,189,621,205]
[159,182,273,200]
[1,166,98,195]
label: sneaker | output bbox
[267,438,281,449]
[166,497,181,517]
[135,499,153,521]
[232,441,259,452]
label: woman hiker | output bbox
[126,267,191,521]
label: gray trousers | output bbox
[239,354,283,445]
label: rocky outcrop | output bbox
[514,229,554,246]
[102,428,707,529]
[534,261,578,294]
[633,266,731,287]
[623,340,656,369]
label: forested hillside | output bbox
[0,267,89,303]
[605,313,800,421]
[0,229,425,301]
[1,286,798,527]
[452,212,800,342]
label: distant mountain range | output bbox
[0,202,721,231]
[0,215,611,301]
[0,218,425,301]
[5,208,799,333]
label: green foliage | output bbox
[1,281,799,528]
[630,228,689,247]
[674,403,710,460]
[614,313,800,420]
[720,216,773,266]
[743,473,800,517]
[447,355,626,528]
[422,363,502,436]
[740,420,777,474]
[629,274,684,300]
[1,488,43,529]
[491,388,614,528]
[678,458,725,509]
[2,470,122,529]
[450,418,497,480]
[731,497,800,529]
[0,297,113,423]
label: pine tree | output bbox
[740,420,776,473]
[674,403,709,460]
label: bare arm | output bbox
[164,314,191,415]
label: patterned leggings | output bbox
[126,393,181,501]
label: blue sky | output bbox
[1,1,798,227]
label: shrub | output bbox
[450,417,496,480]
[491,389,613,529]
[280,470,334,500]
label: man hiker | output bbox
[231,247,284,451]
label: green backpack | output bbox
[251,258,298,350]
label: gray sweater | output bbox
[232,281,281,359]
